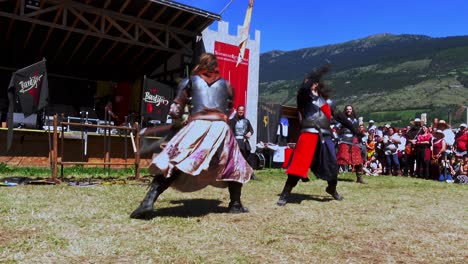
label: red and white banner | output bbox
[214,41,249,111]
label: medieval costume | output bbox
[278,66,349,206]
[336,105,366,183]
[228,106,254,160]
[130,53,252,219]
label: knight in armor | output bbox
[336,105,366,183]
[228,105,254,160]
[277,66,349,206]
[130,53,252,219]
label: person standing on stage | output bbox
[277,66,355,206]
[228,105,254,161]
[130,53,252,219]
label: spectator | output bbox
[438,120,455,154]
[381,127,401,175]
[455,155,468,184]
[410,125,432,179]
[367,120,377,131]
[405,118,422,176]
[363,154,383,176]
[366,129,376,160]
[397,128,407,175]
[358,124,368,166]
[431,129,447,181]
[454,123,467,157]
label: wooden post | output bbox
[51,115,58,181]
[134,122,140,180]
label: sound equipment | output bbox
[13,113,40,129]
[249,152,266,170]
[97,120,118,135]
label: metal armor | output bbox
[234,119,250,139]
[300,95,332,136]
[338,117,358,144]
[189,75,232,115]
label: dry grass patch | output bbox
[1,169,467,263]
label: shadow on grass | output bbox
[338,177,356,182]
[154,198,225,218]
[281,193,334,204]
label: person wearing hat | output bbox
[455,123,467,157]
[438,120,455,155]
[404,118,422,176]
[367,120,377,131]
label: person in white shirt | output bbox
[380,127,401,175]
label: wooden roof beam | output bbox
[126,5,169,66]
[39,7,63,54]
[51,0,94,62]
[98,1,154,65]
[6,0,21,43]
[22,0,47,49]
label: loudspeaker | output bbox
[13,113,40,129]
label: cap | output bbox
[460,123,467,128]
[384,124,390,128]
[369,120,375,123]
[414,118,421,122]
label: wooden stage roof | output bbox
[0,0,220,80]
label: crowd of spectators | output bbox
[332,117,468,184]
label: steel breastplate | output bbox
[190,75,231,115]
[234,119,249,138]
[301,95,330,130]
[338,117,358,143]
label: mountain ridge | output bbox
[259,34,468,126]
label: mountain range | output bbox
[259,33,468,127]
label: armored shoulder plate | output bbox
[301,95,330,130]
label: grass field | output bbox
[1,169,467,263]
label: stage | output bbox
[0,127,158,168]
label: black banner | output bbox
[7,59,49,150]
[8,60,48,116]
[141,76,172,123]
[257,102,282,143]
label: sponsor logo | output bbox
[143,92,169,106]
[18,74,43,93]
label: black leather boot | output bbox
[326,180,344,200]
[355,165,367,184]
[277,184,293,206]
[227,182,249,213]
[277,175,300,206]
[130,175,173,219]
[356,174,366,184]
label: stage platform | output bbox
[0,128,158,168]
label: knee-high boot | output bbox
[355,165,366,184]
[227,182,249,213]
[277,174,300,206]
[130,174,176,219]
[325,179,344,200]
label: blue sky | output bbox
[176,0,468,53]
